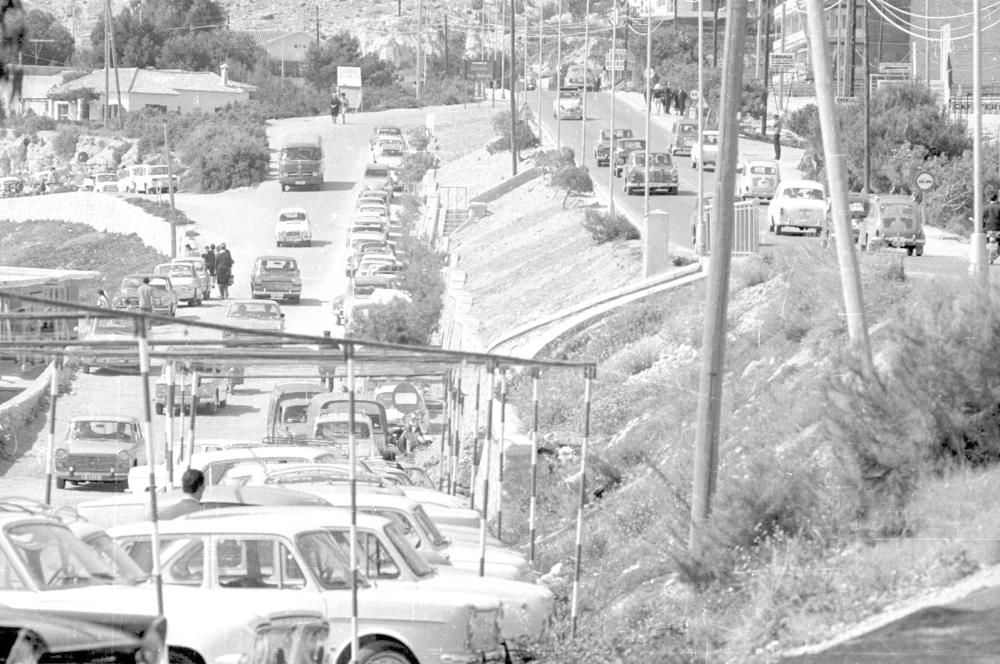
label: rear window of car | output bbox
[279,211,306,221]
[365,167,389,178]
[749,165,776,175]
[260,260,298,271]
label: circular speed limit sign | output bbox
[916,172,935,191]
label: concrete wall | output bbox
[0,192,174,255]
[0,363,70,452]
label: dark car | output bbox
[623,151,679,195]
[250,256,302,302]
[112,274,177,317]
[594,128,634,167]
[612,138,646,177]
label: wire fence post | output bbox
[136,316,164,617]
[528,367,541,564]
[439,370,452,491]
[570,365,595,638]
[450,367,464,495]
[345,345,359,664]
[165,361,175,487]
[496,368,508,539]
[43,356,59,505]
[470,366,483,510]
[187,367,199,467]
[478,361,497,577]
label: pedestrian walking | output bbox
[96,289,110,309]
[329,91,341,125]
[339,92,349,124]
[137,277,154,315]
[773,115,783,160]
[215,243,234,299]
[201,245,216,295]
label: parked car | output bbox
[154,261,202,306]
[612,138,646,177]
[87,172,119,193]
[691,130,720,170]
[766,179,829,235]
[154,363,231,415]
[736,158,781,200]
[118,164,178,194]
[53,416,145,489]
[112,274,177,317]
[0,176,23,197]
[860,194,925,255]
[552,88,583,120]
[312,412,380,457]
[275,208,312,247]
[369,126,404,149]
[108,512,507,664]
[222,299,285,342]
[373,139,407,169]
[845,192,869,243]
[622,151,679,195]
[361,163,394,195]
[304,394,391,453]
[172,257,211,301]
[669,119,699,156]
[250,256,302,302]
[594,128,634,167]
[266,382,328,440]
[68,317,137,373]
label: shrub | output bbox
[421,77,476,106]
[550,165,593,208]
[345,299,430,345]
[179,121,269,192]
[491,110,538,152]
[786,103,818,139]
[581,208,638,243]
[535,147,575,175]
[399,151,438,188]
[363,83,419,111]
[52,125,81,160]
[405,126,433,152]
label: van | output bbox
[266,382,327,439]
[306,394,390,454]
[861,194,925,255]
[669,119,699,156]
[118,164,178,194]
[279,133,324,191]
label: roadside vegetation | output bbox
[477,245,1000,661]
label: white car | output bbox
[90,172,119,192]
[275,207,312,247]
[119,164,178,194]
[154,261,202,306]
[766,179,829,236]
[691,130,720,170]
[736,158,781,200]
[552,89,583,120]
[108,512,507,664]
[373,139,407,170]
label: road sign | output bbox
[470,61,492,80]
[336,66,361,87]
[690,89,700,100]
[915,172,935,191]
[769,52,795,73]
[835,96,858,104]
[392,382,421,414]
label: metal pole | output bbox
[469,367,482,509]
[804,0,873,366]
[496,370,507,539]
[187,369,198,467]
[176,369,188,467]
[528,368,540,564]
[556,0,563,150]
[165,362,175,487]
[643,1,652,219]
[43,358,58,505]
[164,123,176,259]
[862,0,870,193]
[846,0,857,95]
[136,317,164,617]
[923,0,929,84]
[581,0,591,163]
[537,0,543,136]
[570,367,595,638]
[971,0,987,287]
[346,346,359,664]
[696,0,706,252]
[107,0,123,129]
[689,0,748,554]
[755,0,763,80]
[510,0,518,175]
[478,363,496,577]
[450,368,463,495]
[103,3,109,128]
[608,4,619,222]
[439,372,451,491]
[416,0,423,103]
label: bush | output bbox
[399,151,438,188]
[786,104,818,139]
[420,77,477,106]
[346,299,430,345]
[491,110,538,152]
[363,83,420,112]
[405,126,433,152]
[581,208,640,243]
[179,122,269,192]
[51,125,81,160]
[535,147,576,175]
[550,165,593,208]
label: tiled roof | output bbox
[239,29,313,47]
[48,68,250,97]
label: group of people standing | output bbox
[648,83,690,117]
[330,89,350,125]
[201,243,234,299]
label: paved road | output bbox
[0,106,437,510]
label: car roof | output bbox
[871,194,915,203]
[69,415,137,423]
[256,255,298,262]
[179,445,340,464]
[109,510,353,537]
[298,486,422,511]
[779,179,825,189]
[188,505,394,530]
[278,207,308,215]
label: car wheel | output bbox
[356,642,413,664]
[916,247,924,256]
[188,297,198,307]
[692,160,697,169]
[55,478,66,489]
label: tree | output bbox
[303,31,362,91]
[550,164,594,208]
[21,9,74,66]
[157,30,263,73]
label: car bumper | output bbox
[882,236,925,249]
[251,287,301,300]
[57,470,127,483]
[439,650,506,664]
[277,235,311,245]
[280,174,323,186]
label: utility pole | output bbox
[537,0,543,133]
[107,0,122,129]
[760,0,772,136]
[696,0,706,251]
[712,0,720,68]
[755,0,762,80]
[861,0,870,192]
[315,5,320,46]
[103,3,110,128]
[804,0,872,366]
[971,0,987,287]
[643,0,652,219]
[510,0,518,176]
[164,123,177,260]
[689,0,747,554]
[846,0,856,95]
[500,0,506,102]
[416,0,423,103]
[581,0,591,163]
[444,13,449,76]
[607,2,619,223]
[556,0,563,149]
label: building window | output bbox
[144,104,167,113]
[55,102,70,121]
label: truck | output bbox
[278,133,324,191]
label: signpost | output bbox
[470,61,492,80]
[769,52,795,72]
[604,49,632,72]
[916,171,935,226]
[336,66,363,111]
[392,382,421,414]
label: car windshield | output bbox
[678,124,698,136]
[260,260,298,271]
[384,523,435,577]
[314,420,372,440]
[84,532,148,583]
[157,265,193,278]
[849,200,868,217]
[95,174,116,182]
[702,133,719,145]
[92,318,134,335]
[148,166,169,176]
[412,505,449,548]
[227,302,280,319]
[786,187,824,200]
[881,203,916,223]
[365,167,389,178]
[282,147,321,161]
[279,211,307,222]
[749,165,777,175]
[381,149,403,157]
[281,403,309,424]
[296,531,362,590]
[7,522,115,590]
[70,420,134,442]
[619,140,644,150]
[633,153,672,167]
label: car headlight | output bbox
[117,450,132,469]
[55,448,69,470]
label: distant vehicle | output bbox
[361,163,394,194]
[691,130,720,170]
[305,393,391,453]
[563,64,599,91]
[172,256,211,301]
[0,176,23,197]
[552,88,584,120]
[860,194,925,255]
[845,192,869,242]
[334,282,412,326]
[669,119,699,156]
[222,299,285,342]
[69,317,137,373]
[54,415,145,489]
[275,207,312,247]
[594,128,634,166]
[612,138,646,177]
[250,255,302,302]
[154,261,202,306]
[623,151,679,195]
[373,139,407,170]
[278,133,324,191]
[312,412,380,457]
[86,172,119,192]
[369,126,404,149]
[118,164,178,194]
[112,273,177,317]
[154,363,231,415]
[266,381,327,440]
[736,158,781,200]
[766,179,829,236]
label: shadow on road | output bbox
[320,181,358,192]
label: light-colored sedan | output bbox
[766,179,829,236]
[172,257,211,301]
[154,262,201,306]
[275,207,313,247]
[691,130,720,170]
[736,158,781,200]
